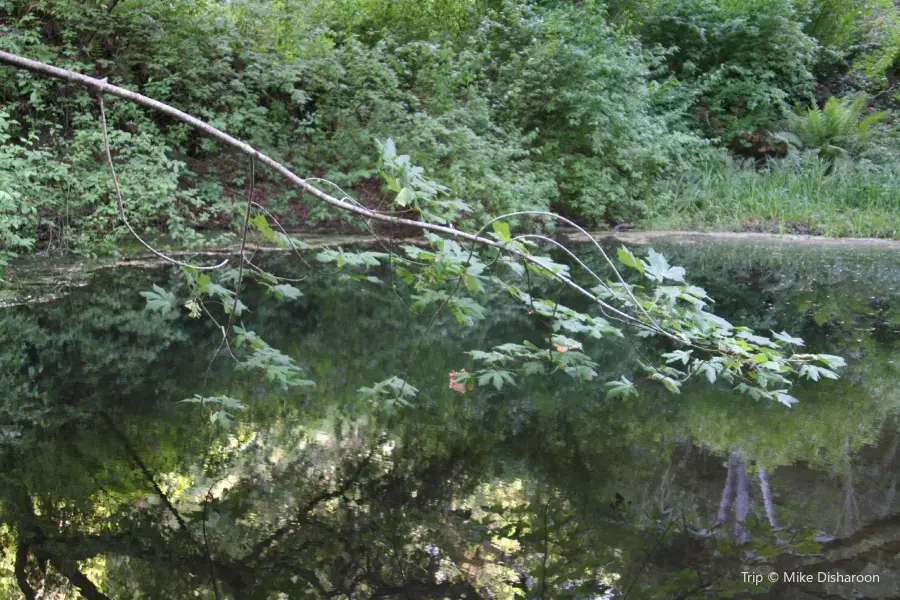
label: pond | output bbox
[1,238,899,599]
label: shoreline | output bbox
[564,229,900,249]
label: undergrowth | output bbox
[646,153,900,238]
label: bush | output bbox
[635,0,818,140]
[469,0,707,222]
[795,0,900,89]
[3,0,898,251]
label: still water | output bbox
[1,240,899,599]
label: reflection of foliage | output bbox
[1,238,900,597]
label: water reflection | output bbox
[1,241,898,598]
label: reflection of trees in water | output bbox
[714,453,751,544]
[3,246,900,597]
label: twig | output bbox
[202,480,224,600]
[97,94,227,271]
[0,51,673,340]
[100,412,190,532]
[207,157,256,376]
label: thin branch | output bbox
[47,557,113,600]
[0,51,671,341]
[248,200,340,276]
[202,481,224,600]
[97,94,227,271]
[13,494,113,600]
[100,412,190,532]
[622,518,675,599]
[228,156,255,327]
[207,157,256,375]
[241,444,379,567]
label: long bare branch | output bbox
[0,50,678,340]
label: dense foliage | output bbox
[2,0,900,272]
[2,1,899,597]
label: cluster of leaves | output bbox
[180,394,246,429]
[606,247,846,405]
[455,240,845,406]
[139,263,315,392]
[146,148,846,415]
[796,0,900,88]
[358,376,418,412]
[0,108,51,274]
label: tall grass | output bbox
[646,155,900,238]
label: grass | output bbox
[643,155,900,238]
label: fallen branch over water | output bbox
[0,48,661,336]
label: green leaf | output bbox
[195,274,211,293]
[697,362,717,384]
[522,361,546,376]
[818,354,847,369]
[268,284,303,300]
[662,349,692,365]
[210,410,235,430]
[616,246,645,273]
[604,376,637,400]
[383,173,401,193]
[380,137,397,162]
[477,369,515,391]
[651,372,681,394]
[492,221,512,243]
[249,214,276,242]
[799,364,838,381]
[773,330,805,346]
[139,284,177,314]
[645,249,686,283]
[774,392,799,408]
[395,187,412,207]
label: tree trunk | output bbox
[733,455,750,545]
[758,467,778,529]
[716,454,738,526]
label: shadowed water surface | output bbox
[1,240,899,599]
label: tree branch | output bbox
[0,49,667,338]
[97,93,227,271]
[13,493,113,600]
[100,412,190,532]
[15,541,37,600]
[241,444,379,567]
[46,557,113,600]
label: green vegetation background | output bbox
[2,0,900,263]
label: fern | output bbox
[791,96,889,161]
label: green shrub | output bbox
[795,0,900,88]
[469,0,707,222]
[5,0,897,252]
[635,0,818,140]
